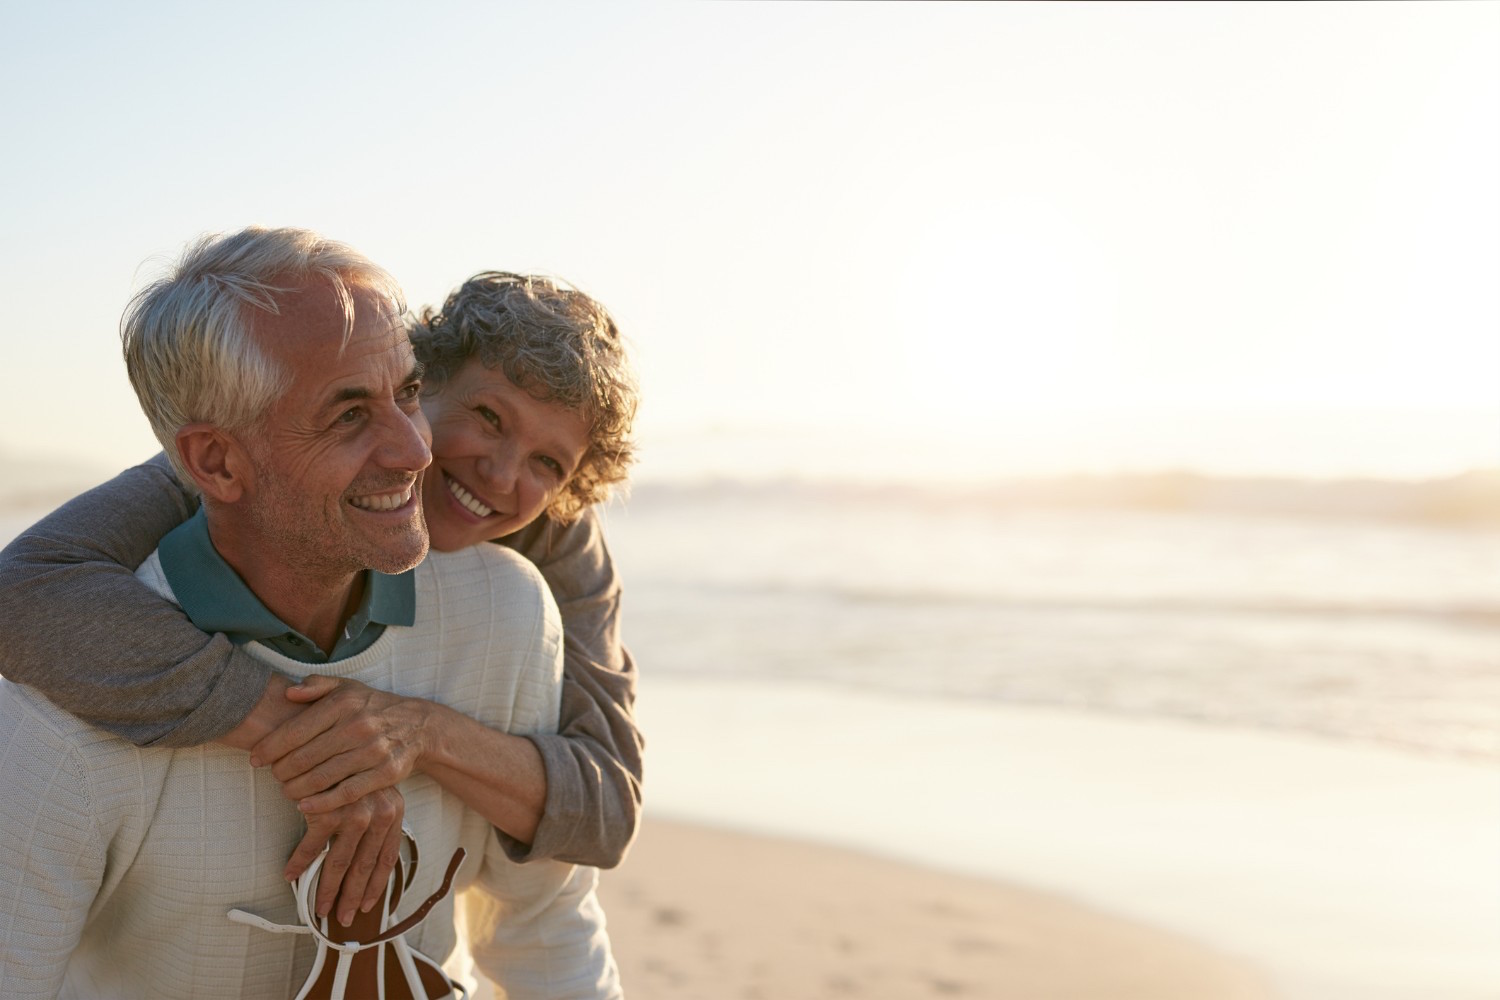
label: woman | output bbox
[0,270,642,926]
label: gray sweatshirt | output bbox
[0,454,642,868]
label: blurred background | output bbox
[1,3,1496,999]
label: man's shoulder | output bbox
[132,548,178,604]
[0,680,173,852]
[414,544,553,612]
[0,549,170,772]
[406,545,563,673]
[0,678,131,773]
[421,542,538,576]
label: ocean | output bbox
[3,472,1495,764]
[600,478,1500,763]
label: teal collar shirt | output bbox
[156,509,416,664]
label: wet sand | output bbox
[599,818,1272,999]
[621,679,1500,999]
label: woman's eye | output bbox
[538,456,564,477]
[476,406,501,429]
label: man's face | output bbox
[239,280,432,581]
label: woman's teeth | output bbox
[447,475,493,518]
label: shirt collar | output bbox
[156,508,415,661]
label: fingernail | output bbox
[339,908,355,925]
[249,756,262,767]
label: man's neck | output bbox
[205,514,363,657]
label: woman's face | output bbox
[419,357,592,551]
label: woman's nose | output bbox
[478,442,522,494]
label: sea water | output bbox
[4,480,1495,762]
[601,480,1500,762]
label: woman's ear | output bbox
[174,423,249,503]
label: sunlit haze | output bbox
[2,2,1495,484]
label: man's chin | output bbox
[363,526,430,575]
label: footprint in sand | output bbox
[651,905,688,927]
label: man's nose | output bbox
[376,404,432,473]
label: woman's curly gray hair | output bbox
[411,272,638,523]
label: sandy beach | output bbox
[621,678,1500,1000]
[599,818,1271,1000]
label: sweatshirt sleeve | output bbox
[0,454,271,747]
[495,507,643,869]
[463,841,622,1000]
[0,691,103,999]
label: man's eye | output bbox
[397,383,422,403]
[337,407,363,425]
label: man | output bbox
[0,228,620,998]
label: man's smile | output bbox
[347,483,418,513]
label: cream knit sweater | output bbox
[0,544,621,1000]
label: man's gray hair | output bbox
[120,226,405,491]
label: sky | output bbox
[1,1,1496,485]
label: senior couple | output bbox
[0,227,641,998]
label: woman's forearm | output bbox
[0,454,270,746]
[419,701,549,846]
[524,651,641,867]
[499,510,643,868]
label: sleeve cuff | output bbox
[139,642,273,748]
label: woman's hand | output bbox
[254,675,434,807]
[256,673,551,899]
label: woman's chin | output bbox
[424,514,478,553]
[425,495,528,550]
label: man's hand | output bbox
[287,786,405,925]
[250,675,433,924]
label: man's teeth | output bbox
[349,487,412,512]
[447,476,493,518]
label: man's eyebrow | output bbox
[327,386,373,407]
[323,364,426,407]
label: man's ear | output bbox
[175,424,251,503]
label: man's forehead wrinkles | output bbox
[347,333,413,367]
[253,279,346,343]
